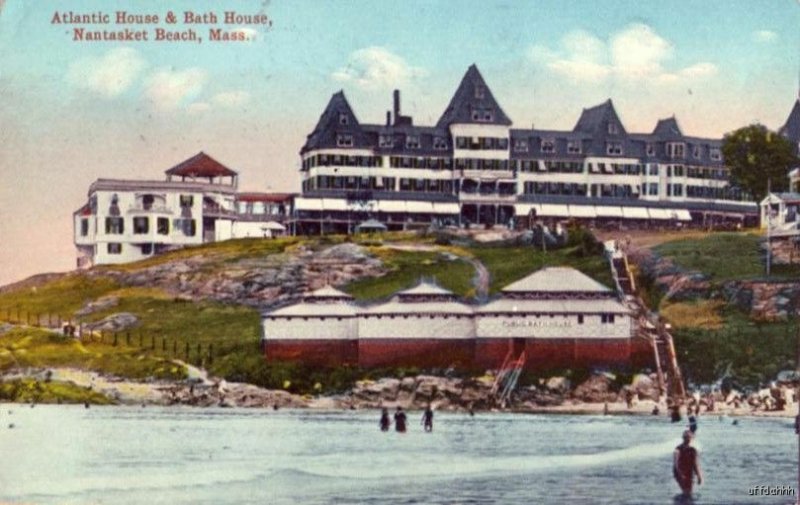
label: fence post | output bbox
[138,332,143,347]
[207,343,213,365]
[185,342,190,360]
[173,340,177,355]
[126,331,131,346]
[113,332,118,346]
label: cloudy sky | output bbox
[1,0,799,285]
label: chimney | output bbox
[386,111,392,126]
[393,89,400,126]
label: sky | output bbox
[1,0,799,286]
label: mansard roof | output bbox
[779,99,800,142]
[573,99,626,136]
[361,124,453,155]
[165,152,238,178]
[652,117,683,140]
[301,91,370,154]
[502,267,611,294]
[436,64,512,128]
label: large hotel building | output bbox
[294,64,763,233]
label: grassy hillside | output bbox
[0,230,615,394]
[643,231,800,388]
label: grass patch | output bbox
[0,378,115,405]
[0,275,119,317]
[672,309,799,387]
[0,326,187,380]
[343,249,475,300]
[660,300,725,330]
[654,232,800,281]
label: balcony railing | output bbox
[127,204,173,214]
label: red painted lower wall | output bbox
[265,337,638,370]
[265,339,358,367]
[358,339,475,369]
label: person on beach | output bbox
[394,406,407,433]
[421,406,433,432]
[688,414,698,434]
[673,430,703,497]
[379,407,391,432]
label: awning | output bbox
[322,199,348,211]
[569,205,597,218]
[674,209,693,221]
[647,208,672,220]
[514,203,538,216]
[539,204,570,217]
[406,201,435,213]
[622,207,649,219]
[262,221,286,231]
[294,197,323,211]
[433,202,461,214]
[595,206,623,217]
[378,201,407,213]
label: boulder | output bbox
[546,376,571,393]
[74,296,119,316]
[85,312,139,332]
[572,374,616,403]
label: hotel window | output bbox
[472,108,494,122]
[667,142,685,159]
[693,146,701,159]
[336,134,353,147]
[379,135,393,148]
[646,144,655,157]
[608,123,619,135]
[498,138,509,150]
[577,315,584,325]
[141,243,153,255]
[133,216,149,234]
[567,141,581,154]
[157,217,169,235]
[433,137,447,150]
[456,136,469,149]
[107,243,122,255]
[179,195,193,208]
[406,135,421,149]
[710,148,721,161]
[80,219,89,236]
[649,164,658,175]
[541,140,555,153]
[601,313,615,324]
[606,142,623,155]
[673,184,683,196]
[513,139,528,153]
[338,113,349,125]
[474,84,485,99]
[105,217,124,234]
[141,194,154,210]
[649,183,659,195]
[174,218,196,237]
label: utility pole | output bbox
[766,178,772,277]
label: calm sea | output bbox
[0,404,796,505]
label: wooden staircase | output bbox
[490,349,527,408]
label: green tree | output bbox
[721,124,798,201]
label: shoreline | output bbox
[2,366,797,419]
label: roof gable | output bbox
[301,91,369,153]
[653,117,683,140]
[164,152,237,178]
[573,99,627,136]
[436,64,512,128]
[502,267,611,294]
[779,99,800,142]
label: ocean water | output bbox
[0,404,797,505]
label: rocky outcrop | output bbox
[75,296,119,316]
[87,242,386,310]
[723,281,800,321]
[84,312,138,332]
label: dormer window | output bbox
[379,135,394,148]
[338,113,349,125]
[710,147,721,161]
[541,139,555,154]
[646,143,655,157]
[608,123,619,135]
[667,142,685,159]
[514,139,528,153]
[472,108,494,122]
[405,135,421,149]
[474,85,485,99]
[606,142,623,155]
[433,137,448,150]
[693,146,701,159]
[567,141,581,154]
[336,134,354,147]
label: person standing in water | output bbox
[379,407,391,432]
[421,405,434,432]
[394,406,407,433]
[673,430,703,497]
